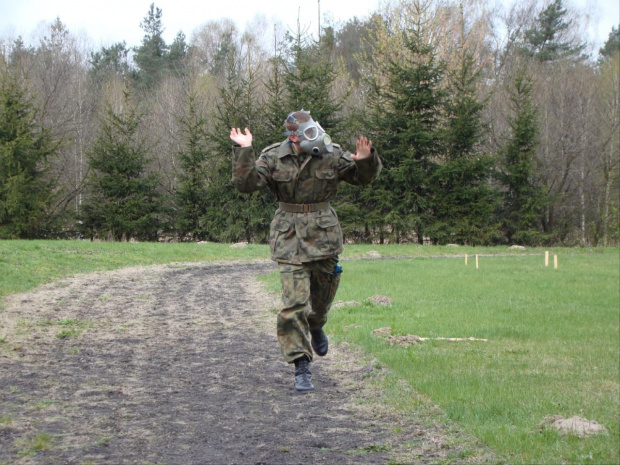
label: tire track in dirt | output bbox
[0,261,491,464]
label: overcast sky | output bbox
[0,0,617,52]
[0,0,382,47]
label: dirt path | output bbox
[0,261,490,464]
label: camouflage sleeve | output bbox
[337,147,382,186]
[231,146,273,193]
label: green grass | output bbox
[0,239,591,305]
[1,240,618,463]
[15,432,53,456]
[321,253,619,464]
[33,400,54,410]
[0,239,269,308]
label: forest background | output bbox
[1,0,618,247]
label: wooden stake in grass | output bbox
[554,255,558,269]
[475,254,479,269]
[545,251,549,267]
[465,254,468,265]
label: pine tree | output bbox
[427,49,499,245]
[500,69,549,245]
[89,42,131,87]
[263,37,289,143]
[522,0,585,62]
[205,37,272,243]
[599,25,620,62]
[8,37,35,71]
[174,93,212,240]
[364,25,445,243]
[0,73,57,238]
[80,90,164,241]
[282,30,346,138]
[133,3,169,89]
[168,31,190,76]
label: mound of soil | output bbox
[0,261,490,464]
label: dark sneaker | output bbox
[310,328,329,356]
[294,356,314,392]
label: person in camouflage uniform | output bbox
[230,110,381,392]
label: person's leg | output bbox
[276,263,313,363]
[308,257,341,356]
[277,263,315,391]
[308,257,340,329]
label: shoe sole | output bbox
[311,342,328,356]
[311,332,328,356]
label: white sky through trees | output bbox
[0,0,381,47]
[0,0,618,51]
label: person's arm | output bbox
[338,136,382,185]
[230,127,272,193]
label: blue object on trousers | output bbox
[334,264,343,275]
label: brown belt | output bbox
[278,201,330,213]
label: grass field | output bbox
[324,253,619,464]
[0,239,592,302]
[1,240,618,463]
[0,240,268,305]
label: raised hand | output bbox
[230,127,253,147]
[350,136,373,161]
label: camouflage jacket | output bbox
[232,140,382,264]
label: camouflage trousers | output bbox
[277,257,341,363]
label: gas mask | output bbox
[284,112,334,155]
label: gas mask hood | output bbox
[284,111,334,155]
